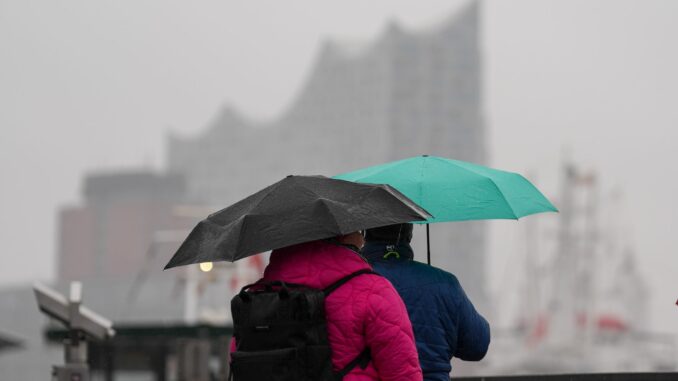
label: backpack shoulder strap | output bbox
[334,347,371,380]
[323,268,378,379]
[323,269,377,296]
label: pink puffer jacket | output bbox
[256,240,423,381]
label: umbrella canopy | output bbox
[334,155,557,223]
[164,175,431,269]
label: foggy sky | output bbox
[1,0,676,334]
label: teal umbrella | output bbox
[334,155,558,263]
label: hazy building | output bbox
[1,171,209,379]
[58,170,195,280]
[168,3,489,305]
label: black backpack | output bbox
[229,269,375,381]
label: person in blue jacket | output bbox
[361,223,490,380]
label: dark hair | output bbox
[365,223,413,244]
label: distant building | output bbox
[1,171,214,380]
[58,170,196,280]
[168,3,489,305]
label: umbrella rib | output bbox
[232,215,250,261]
[206,181,280,219]
[375,185,431,221]
[483,177,519,220]
[431,157,520,219]
[243,179,287,216]
[317,199,344,234]
[293,176,323,200]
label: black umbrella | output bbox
[164,175,431,269]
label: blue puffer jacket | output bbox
[362,242,490,381]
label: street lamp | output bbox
[199,262,214,272]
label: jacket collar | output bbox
[361,242,414,262]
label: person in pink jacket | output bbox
[233,231,423,381]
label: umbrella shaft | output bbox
[426,224,431,265]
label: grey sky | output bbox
[1,0,676,334]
